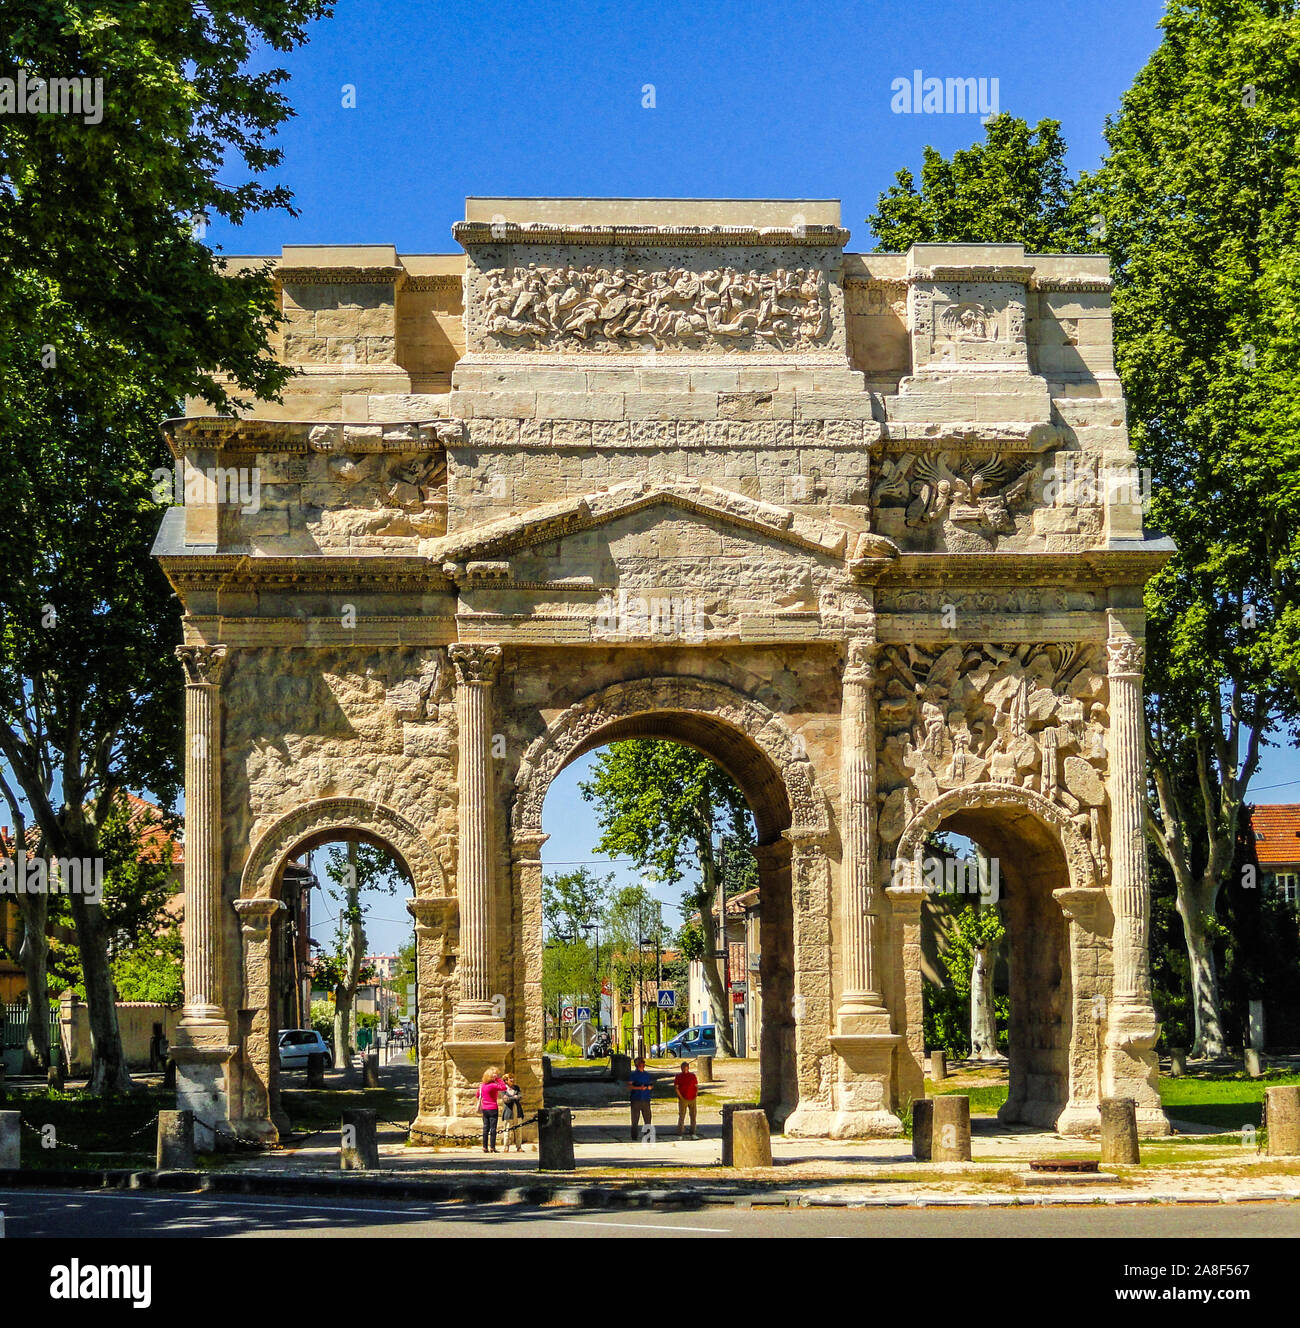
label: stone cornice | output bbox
[405,274,463,293]
[276,265,404,285]
[910,264,1037,285]
[161,416,464,459]
[159,555,456,594]
[453,220,850,249]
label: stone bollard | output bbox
[911,1099,934,1161]
[1168,1047,1187,1077]
[156,1110,195,1170]
[1100,1097,1140,1165]
[537,1106,575,1170]
[307,1052,326,1087]
[696,1055,713,1083]
[162,1057,177,1090]
[609,1053,631,1084]
[363,1051,380,1088]
[932,1095,972,1162]
[720,1101,752,1166]
[0,1110,19,1169]
[47,1063,64,1092]
[1245,1048,1265,1078]
[340,1108,379,1170]
[542,1055,554,1086]
[731,1108,772,1168]
[929,1049,947,1083]
[1266,1085,1300,1156]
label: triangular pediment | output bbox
[438,478,894,569]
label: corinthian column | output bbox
[837,635,891,1035]
[449,643,503,1024]
[176,644,228,1027]
[1106,635,1154,1013]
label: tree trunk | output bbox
[68,891,132,1094]
[969,944,1000,1060]
[334,841,365,1073]
[1179,892,1226,1058]
[15,893,51,1072]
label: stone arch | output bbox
[894,781,1099,894]
[511,674,830,843]
[239,796,448,901]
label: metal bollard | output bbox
[1100,1097,1140,1165]
[537,1107,575,1170]
[156,1110,195,1170]
[340,1108,379,1170]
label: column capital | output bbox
[176,643,229,687]
[1107,637,1145,678]
[843,634,877,685]
[449,643,503,686]
[232,897,283,936]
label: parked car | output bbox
[277,1028,334,1070]
[652,1025,717,1058]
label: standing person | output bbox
[628,1056,654,1141]
[674,1059,699,1138]
[499,1071,524,1153]
[478,1066,508,1153]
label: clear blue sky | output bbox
[213,0,1169,256]
[228,0,1300,953]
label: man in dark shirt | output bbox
[628,1056,654,1141]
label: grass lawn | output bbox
[929,1081,1010,1115]
[1158,1068,1300,1132]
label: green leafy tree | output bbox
[0,1,331,1093]
[580,742,753,1055]
[1078,0,1300,1053]
[542,867,611,1029]
[869,114,1092,253]
[314,841,404,1068]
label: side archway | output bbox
[894,782,1099,893]
[238,796,448,902]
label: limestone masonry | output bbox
[154,198,1171,1144]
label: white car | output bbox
[277,1029,334,1070]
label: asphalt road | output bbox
[3,1188,1300,1238]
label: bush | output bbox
[544,1039,583,1058]
[309,1000,334,1042]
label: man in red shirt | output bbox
[674,1060,699,1138]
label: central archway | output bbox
[512,675,831,1122]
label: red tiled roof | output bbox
[1249,805,1300,867]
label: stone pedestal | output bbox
[537,1106,575,1170]
[1100,1097,1140,1165]
[156,1110,195,1170]
[170,1043,236,1151]
[828,1032,904,1138]
[731,1108,773,1168]
[1266,1086,1300,1156]
[0,1111,18,1169]
[932,1095,971,1162]
[341,1108,379,1169]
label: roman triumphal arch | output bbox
[156,199,1171,1142]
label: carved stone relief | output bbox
[872,452,1035,551]
[476,264,832,353]
[875,642,1110,877]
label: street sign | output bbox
[732,991,745,1005]
[574,1006,591,1021]
[600,979,612,997]
[656,989,675,1009]
[561,1005,575,1022]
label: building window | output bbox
[1273,873,1299,908]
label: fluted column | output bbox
[449,643,502,1021]
[837,636,890,1032]
[1107,636,1153,1011]
[176,644,228,1026]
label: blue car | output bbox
[653,1025,717,1058]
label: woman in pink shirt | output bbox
[478,1067,509,1153]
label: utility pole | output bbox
[655,900,663,1054]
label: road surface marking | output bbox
[563,1218,730,1232]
